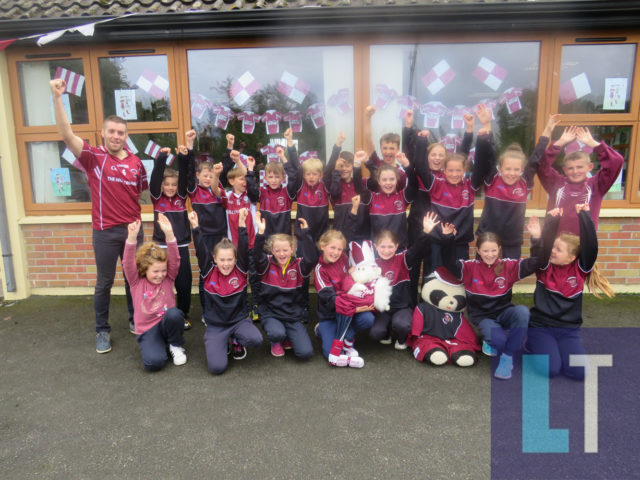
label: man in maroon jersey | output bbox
[50,78,148,354]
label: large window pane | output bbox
[18,59,89,127]
[127,132,178,205]
[370,42,540,156]
[98,55,171,123]
[186,46,354,171]
[558,44,635,114]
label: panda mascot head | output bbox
[421,267,466,313]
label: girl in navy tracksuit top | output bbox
[189,209,263,375]
[526,205,613,380]
[254,216,318,360]
[370,212,434,350]
[150,145,191,324]
[442,211,559,380]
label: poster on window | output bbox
[50,168,71,197]
[603,78,627,111]
[115,89,137,120]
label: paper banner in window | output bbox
[442,133,461,153]
[328,88,352,114]
[299,150,319,166]
[229,71,261,106]
[603,78,628,110]
[397,95,419,120]
[559,73,591,105]
[374,84,398,110]
[191,93,212,121]
[472,57,508,91]
[564,140,594,155]
[474,99,499,119]
[420,101,448,129]
[448,105,472,130]
[212,105,234,130]
[260,144,280,163]
[61,147,76,165]
[236,111,261,134]
[499,87,523,114]
[50,168,71,197]
[307,103,326,129]
[277,71,310,104]
[143,140,173,164]
[125,137,139,154]
[239,154,251,169]
[54,66,85,97]
[283,111,303,133]
[115,89,137,120]
[136,69,170,100]
[261,110,283,135]
[422,60,455,95]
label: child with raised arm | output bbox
[189,209,263,374]
[363,105,407,187]
[254,215,318,359]
[149,130,194,329]
[536,123,624,235]
[526,204,614,380]
[123,214,186,371]
[324,132,370,244]
[442,211,559,380]
[245,128,299,237]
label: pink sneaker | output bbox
[271,342,285,357]
[282,338,293,350]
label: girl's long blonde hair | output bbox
[557,233,614,298]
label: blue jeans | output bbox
[317,312,375,359]
[204,319,263,375]
[261,317,313,360]
[136,307,184,371]
[477,305,529,357]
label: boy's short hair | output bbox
[380,132,401,147]
[197,161,214,173]
[563,151,591,165]
[302,158,323,175]
[444,152,467,170]
[338,151,354,165]
[226,166,246,182]
[163,168,178,180]
[265,162,285,177]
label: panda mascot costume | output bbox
[407,267,480,366]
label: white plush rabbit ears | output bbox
[349,240,377,268]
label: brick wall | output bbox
[20,216,640,290]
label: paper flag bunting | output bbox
[307,103,326,129]
[260,144,281,163]
[277,71,310,104]
[136,69,170,100]
[328,88,352,114]
[499,87,524,114]
[559,72,592,105]
[472,57,508,91]
[229,71,260,106]
[261,110,283,135]
[564,140,594,155]
[419,101,448,129]
[374,84,397,110]
[442,133,462,154]
[397,95,419,120]
[54,67,85,97]
[236,111,261,134]
[283,111,303,133]
[125,137,139,154]
[239,154,250,168]
[190,93,211,120]
[422,60,456,95]
[212,105,234,130]
[448,105,472,130]
[259,169,266,189]
[299,150,319,165]
[144,140,161,159]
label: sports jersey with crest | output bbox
[314,253,350,323]
[225,190,257,250]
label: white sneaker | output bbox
[394,340,407,350]
[169,345,187,366]
[346,355,365,368]
[379,336,392,345]
[343,345,359,357]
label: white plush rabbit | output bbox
[347,240,392,312]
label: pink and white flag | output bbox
[229,71,260,106]
[239,154,250,168]
[559,72,592,105]
[422,59,456,95]
[144,140,161,159]
[190,93,211,120]
[328,88,352,114]
[307,103,326,129]
[277,71,310,104]
[212,105,234,130]
[419,101,448,129]
[259,169,267,189]
[474,99,499,119]
[472,57,508,91]
[54,67,85,97]
[298,150,319,165]
[236,111,261,134]
[261,110,283,135]
[125,137,139,154]
[260,144,281,163]
[564,140,594,155]
[136,69,170,100]
[374,84,397,110]
[283,111,303,133]
[442,133,462,154]
[499,87,523,114]
[448,105,472,130]
[397,95,419,120]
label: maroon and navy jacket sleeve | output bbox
[593,142,625,197]
[149,152,167,200]
[578,210,598,272]
[402,165,416,204]
[459,131,473,156]
[245,171,260,203]
[324,144,341,188]
[403,126,418,165]
[295,224,319,277]
[413,136,435,191]
[192,226,214,278]
[441,235,464,280]
[471,132,494,191]
[185,149,197,194]
[285,152,301,199]
[236,226,250,274]
[526,213,561,274]
[253,233,270,275]
[523,135,549,188]
[536,143,564,194]
[177,149,189,198]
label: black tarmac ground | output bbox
[1,294,637,479]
